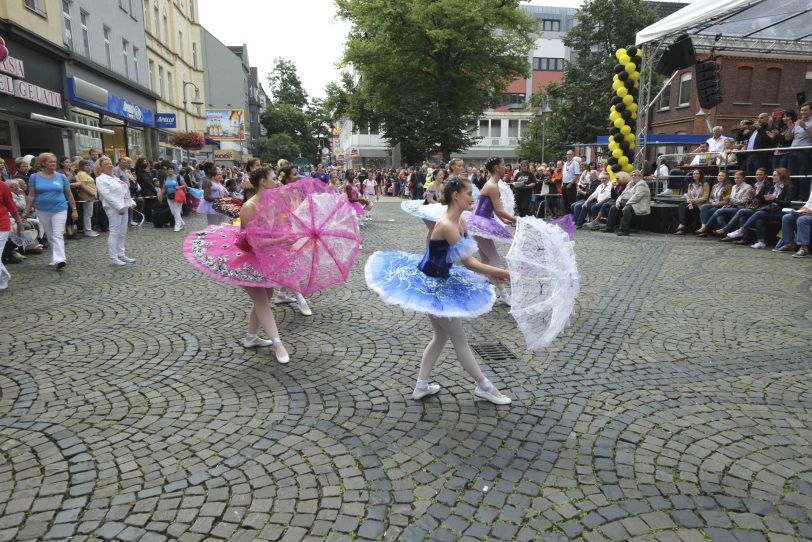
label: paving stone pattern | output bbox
[1,200,811,542]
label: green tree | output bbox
[268,58,309,109]
[517,0,657,160]
[336,0,536,163]
[254,134,302,164]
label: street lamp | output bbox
[182,81,204,132]
[538,96,553,164]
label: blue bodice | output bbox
[472,194,495,218]
[418,235,477,278]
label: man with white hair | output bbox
[705,126,725,153]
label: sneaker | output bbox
[119,255,136,263]
[473,385,512,405]
[296,296,313,316]
[412,383,441,400]
[792,249,810,258]
[726,229,743,239]
[496,284,511,305]
[174,226,182,232]
[750,242,766,249]
[659,189,673,196]
[110,259,127,267]
[55,261,67,270]
[273,291,296,304]
[243,336,273,347]
[130,221,138,226]
[85,230,99,237]
[773,245,795,253]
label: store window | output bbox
[70,110,103,155]
[101,116,126,161]
[127,127,146,158]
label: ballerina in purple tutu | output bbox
[464,156,517,303]
[183,166,290,363]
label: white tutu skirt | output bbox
[365,251,495,318]
[401,200,445,223]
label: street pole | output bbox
[542,115,546,164]
[181,81,202,160]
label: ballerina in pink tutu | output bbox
[183,166,290,363]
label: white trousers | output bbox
[82,200,94,232]
[0,230,10,288]
[104,206,129,261]
[38,210,67,265]
[168,200,184,230]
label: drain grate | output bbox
[471,341,517,362]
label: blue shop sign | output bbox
[66,77,154,126]
[156,113,177,129]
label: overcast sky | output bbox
[198,0,613,100]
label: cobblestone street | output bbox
[1,199,811,542]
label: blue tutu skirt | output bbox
[365,251,496,318]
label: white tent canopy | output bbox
[636,0,812,56]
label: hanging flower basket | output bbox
[169,131,206,150]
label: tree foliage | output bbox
[267,58,309,110]
[335,0,536,163]
[517,0,657,161]
[261,59,331,162]
[254,134,301,165]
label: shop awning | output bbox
[30,113,115,134]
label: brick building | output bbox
[651,53,812,136]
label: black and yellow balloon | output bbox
[607,45,641,180]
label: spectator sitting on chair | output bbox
[705,170,753,233]
[717,168,771,241]
[604,170,650,235]
[772,187,812,258]
[570,169,599,217]
[576,172,612,228]
[695,172,732,236]
[674,169,710,234]
[588,174,629,231]
[715,138,738,170]
[725,167,791,248]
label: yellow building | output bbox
[144,0,206,161]
[0,1,62,45]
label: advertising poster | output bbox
[206,109,245,140]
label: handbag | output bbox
[174,188,187,204]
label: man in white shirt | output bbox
[575,172,612,227]
[689,142,711,165]
[705,126,725,153]
[562,150,581,210]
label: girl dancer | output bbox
[465,156,516,303]
[366,176,513,405]
[197,165,229,225]
[183,166,289,363]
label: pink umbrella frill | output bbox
[246,177,362,297]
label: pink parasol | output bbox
[246,177,361,297]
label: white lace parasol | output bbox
[506,216,580,350]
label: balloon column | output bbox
[607,46,641,181]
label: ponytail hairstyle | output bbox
[278,166,293,184]
[441,175,469,206]
[484,156,503,174]
[249,166,272,188]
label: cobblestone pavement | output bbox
[1,199,811,542]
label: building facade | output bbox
[200,30,251,164]
[60,0,158,161]
[144,0,206,162]
[0,1,69,163]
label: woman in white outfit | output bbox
[95,157,136,266]
[160,163,187,231]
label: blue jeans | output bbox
[721,208,755,232]
[570,199,585,216]
[576,201,604,224]
[707,207,740,231]
[740,210,780,243]
[699,203,720,226]
[788,150,811,201]
[779,212,812,247]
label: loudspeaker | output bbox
[695,60,723,109]
[655,34,696,75]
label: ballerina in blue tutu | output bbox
[366,176,513,405]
